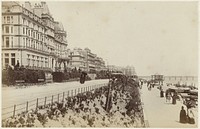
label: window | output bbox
[11,58,15,66]
[5,53,9,57]
[7,16,10,23]
[32,59,35,66]
[11,27,13,33]
[23,27,25,34]
[26,28,28,35]
[41,61,43,67]
[37,60,39,67]
[4,17,6,23]
[5,26,9,33]
[22,18,25,24]
[11,53,15,57]
[27,59,30,66]
[26,38,28,47]
[11,37,13,47]
[5,58,9,65]
[6,37,9,47]
[23,38,25,48]
[11,16,13,23]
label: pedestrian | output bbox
[187,108,195,124]
[160,89,164,98]
[172,94,176,105]
[179,106,187,123]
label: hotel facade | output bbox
[2,1,70,73]
[2,1,106,75]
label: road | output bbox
[140,83,197,128]
[2,79,108,119]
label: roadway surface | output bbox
[2,79,108,119]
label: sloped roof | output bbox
[41,2,50,15]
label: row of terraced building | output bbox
[1,1,106,77]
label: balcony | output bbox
[58,56,70,61]
[25,65,52,72]
[88,63,95,68]
[2,46,50,56]
[87,52,95,58]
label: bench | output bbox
[38,79,45,82]
[15,80,25,88]
[15,80,25,83]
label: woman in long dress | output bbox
[179,106,187,123]
[187,108,195,124]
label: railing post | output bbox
[51,95,54,104]
[78,88,80,94]
[58,94,59,102]
[81,88,82,93]
[36,98,38,110]
[13,105,16,117]
[68,91,70,97]
[44,97,47,106]
[71,90,73,97]
[26,101,28,112]
[63,92,65,101]
[75,89,76,95]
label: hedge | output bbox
[2,67,46,86]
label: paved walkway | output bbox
[140,84,198,128]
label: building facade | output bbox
[94,57,106,72]
[69,48,106,73]
[2,1,69,73]
[69,48,87,71]
[123,66,136,76]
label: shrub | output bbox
[2,68,46,86]
[52,72,64,82]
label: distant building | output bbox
[69,48,106,73]
[94,56,106,72]
[69,48,87,71]
[1,1,69,72]
[106,65,136,76]
[84,48,96,73]
[151,74,164,84]
[123,66,136,76]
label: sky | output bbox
[45,1,198,76]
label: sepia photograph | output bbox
[1,0,198,128]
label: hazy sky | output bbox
[46,1,198,76]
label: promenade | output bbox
[140,83,198,128]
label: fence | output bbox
[2,83,108,120]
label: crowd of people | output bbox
[157,83,196,125]
[2,77,144,127]
[142,79,197,126]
